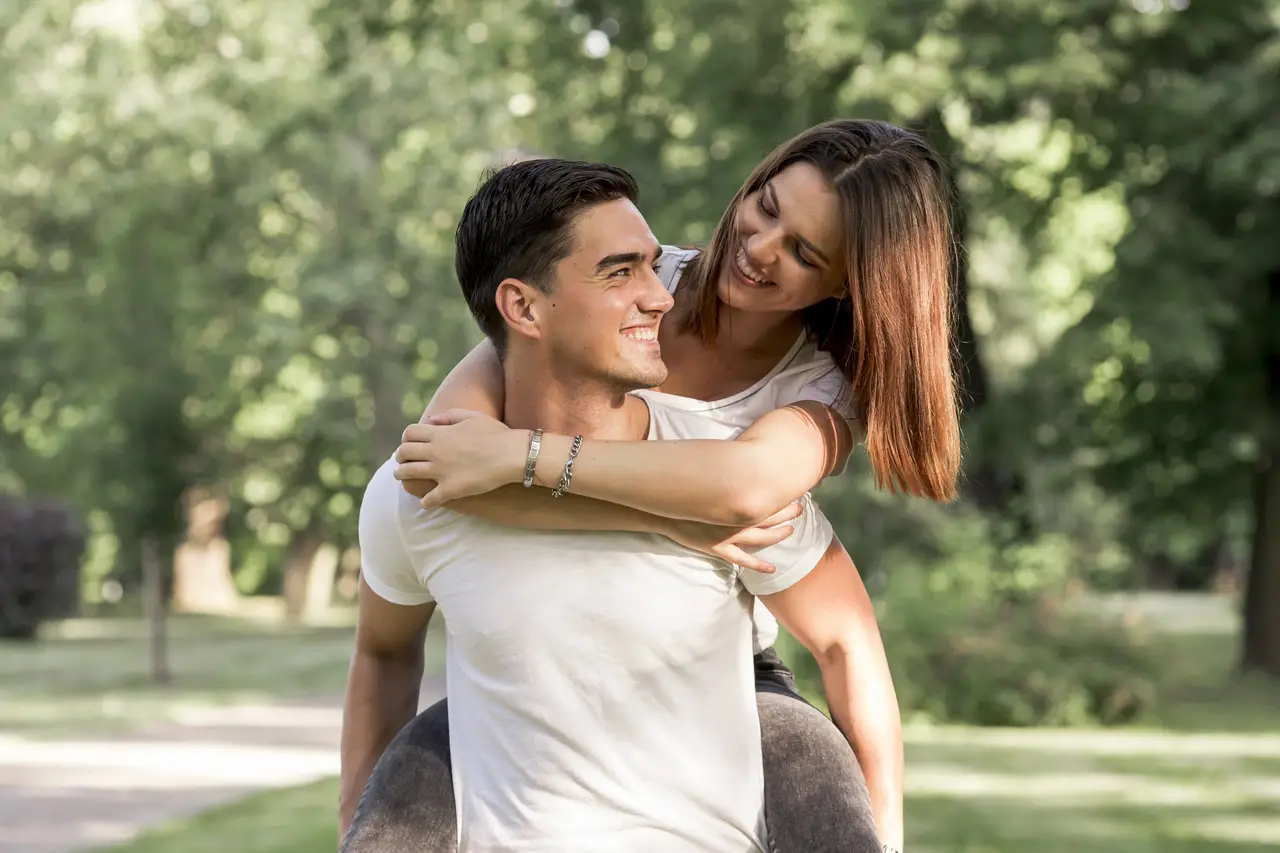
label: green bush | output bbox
[785,589,1158,728]
[0,497,86,640]
[784,496,1160,727]
[879,593,1158,727]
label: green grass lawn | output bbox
[97,778,341,853]
[19,593,1280,853]
[0,610,359,737]
[100,724,1280,853]
[0,602,453,738]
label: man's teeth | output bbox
[735,249,771,285]
[622,327,657,341]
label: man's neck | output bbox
[503,359,648,442]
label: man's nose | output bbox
[640,266,675,314]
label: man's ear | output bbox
[495,278,545,345]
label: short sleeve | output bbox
[784,357,862,477]
[358,459,435,606]
[736,492,835,597]
[656,246,699,295]
[791,362,860,436]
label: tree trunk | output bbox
[941,133,1027,522]
[1242,267,1280,677]
[141,536,170,684]
[282,526,321,621]
[305,542,341,617]
[171,487,239,613]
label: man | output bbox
[342,159,895,852]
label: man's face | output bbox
[536,199,673,391]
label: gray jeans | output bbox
[343,648,880,853]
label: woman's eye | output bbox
[756,195,774,218]
[794,250,815,269]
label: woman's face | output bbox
[717,162,848,314]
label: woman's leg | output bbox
[755,648,881,853]
[341,698,457,853]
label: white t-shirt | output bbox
[651,246,856,651]
[359,399,835,853]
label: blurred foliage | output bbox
[0,1,1277,674]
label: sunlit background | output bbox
[1,1,1278,851]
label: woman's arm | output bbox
[423,339,505,421]
[398,343,795,569]
[529,401,853,526]
[441,487,798,573]
[400,341,505,501]
[400,402,852,527]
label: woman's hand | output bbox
[394,409,528,508]
[662,502,803,574]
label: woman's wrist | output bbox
[531,433,576,489]
[506,428,538,486]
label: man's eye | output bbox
[610,267,631,277]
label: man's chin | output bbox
[612,363,668,392]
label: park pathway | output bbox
[0,676,445,853]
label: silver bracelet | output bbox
[551,434,583,498]
[882,845,901,853]
[522,429,543,488]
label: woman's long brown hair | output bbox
[680,119,961,502]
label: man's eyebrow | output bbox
[767,183,830,266]
[595,244,664,272]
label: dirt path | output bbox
[0,676,445,853]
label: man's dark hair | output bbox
[455,158,640,353]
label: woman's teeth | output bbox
[622,327,657,341]
[735,249,771,285]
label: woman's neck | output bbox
[713,300,806,357]
[659,278,807,402]
[670,269,805,357]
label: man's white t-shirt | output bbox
[359,398,835,853]
[652,246,857,651]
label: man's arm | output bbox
[340,461,438,840]
[339,580,434,838]
[758,538,904,851]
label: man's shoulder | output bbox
[634,392,738,441]
[362,458,468,540]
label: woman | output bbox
[355,119,959,853]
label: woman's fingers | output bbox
[394,461,436,481]
[395,442,434,464]
[757,501,803,529]
[425,408,486,426]
[399,477,437,499]
[730,523,795,549]
[401,423,435,443]
[718,545,776,574]
[419,484,454,510]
